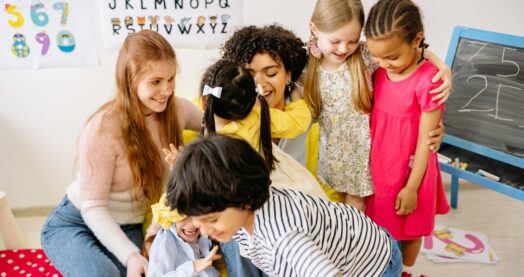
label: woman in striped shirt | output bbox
[166,135,402,277]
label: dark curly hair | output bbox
[166,135,271,216]
[221,24,307,98]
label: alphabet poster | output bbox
[100,0,243,49]
[0,1,99,70]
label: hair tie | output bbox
[203,85,222,98]
[256,84,270,96]
[418,38,429,64]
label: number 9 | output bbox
[36,32,50,55]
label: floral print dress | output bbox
[317,44,377,196]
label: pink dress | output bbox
[365,61,450,240]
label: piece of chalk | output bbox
[478,169,500,181]
[437,153,451,163]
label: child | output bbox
[303,0,451,210]
[363,0,451,276]
[221,25,310,166]
[40,30,202,277]
[147,195,221,277]
[165,58,327,200]
[166,134,403,277]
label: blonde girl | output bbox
[303,0,451,210]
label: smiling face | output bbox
[312,19,362,71]
[190,208,252,243]
[366,33,423,78]
[136,60,176,115]
[245,53,290,111]
[175,216,200,243]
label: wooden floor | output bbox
[2,173,523,276]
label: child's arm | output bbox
[269,99,312,138]
[275,231,341,277]
[424,50,452,104]
[396,108,442,215]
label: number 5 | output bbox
[497,47,520,78]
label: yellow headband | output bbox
[151,193,186,230]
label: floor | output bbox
[1,174,523,276]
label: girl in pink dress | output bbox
[364,0,450,276]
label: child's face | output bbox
[366,33,423,77]
[136,60,176,115]
[191,208,250,242]
[312,20,361,70]
[245,53,290,110]
[175,216,201,243]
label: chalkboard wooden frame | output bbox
[442,26,524,208]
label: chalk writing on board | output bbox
[444,37,524,157]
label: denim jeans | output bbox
[220,239,267,277]
[381,231,403,277]
[41,196,143,277]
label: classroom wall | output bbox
[1,0,523,209]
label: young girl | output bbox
[166,135,403,277]
[40,30,203,276]
[221,24,310,166]
[364,0,451,276]
[303,0,451,210]
[147,195,221,277]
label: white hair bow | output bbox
[202,85,222,98]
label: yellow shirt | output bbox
[219,100,311,150]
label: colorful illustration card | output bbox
[421,226,500,264]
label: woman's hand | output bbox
[395,187,418,216]
[427,121,445,153]
[430,66,452,105]
[126,252,148,277]
[193,245,221,273]
[162,143,180,170]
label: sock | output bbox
[403,264,414,273]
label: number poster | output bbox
[99,0,243,50]
[0,1,98,70]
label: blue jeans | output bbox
[220,239,267,277]
[41,196,143,277]
[381,231,403,277]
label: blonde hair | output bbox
[304,0,372,118]
[89,30,181,208]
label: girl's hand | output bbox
[126,252,148,277]
[193,245,221,273]
[429,66,452,105]
[395,187,418,215]
[162,143,180,170]
[427,121,445,153]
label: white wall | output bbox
[1,0,523,208]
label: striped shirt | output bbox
[233,187,392,277]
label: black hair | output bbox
[166,135,271,216]
[199,58,275,170]
[365,0,428,63]
[221,24,308,98]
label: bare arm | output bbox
[396,108,442,215]
[424,49,452,104]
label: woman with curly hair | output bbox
[221,24,312,166]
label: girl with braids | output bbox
[364,0,450,276]
[40,30,203,277]
[303,0,451,210]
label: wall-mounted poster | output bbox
[100,0,243,49]
[0,1,99,70]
